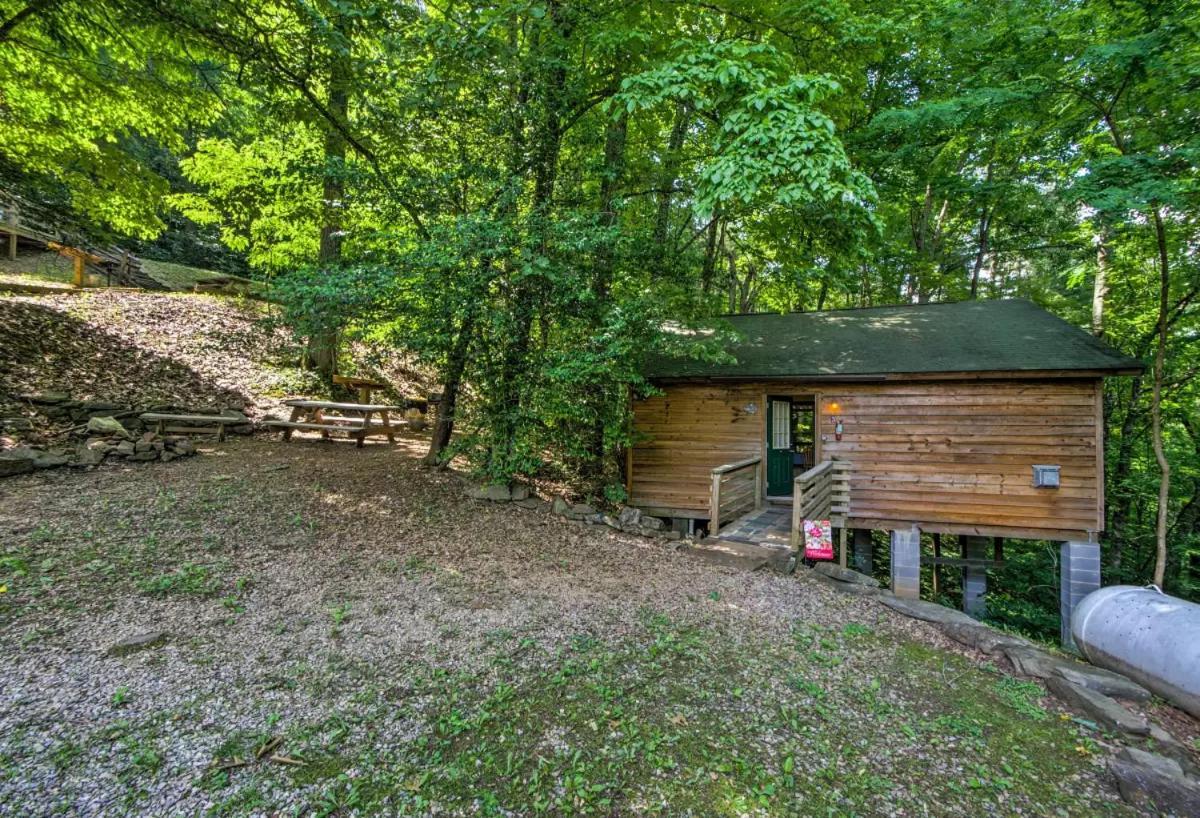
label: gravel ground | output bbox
[0,433,1138,816]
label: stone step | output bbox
[684,540,792,573]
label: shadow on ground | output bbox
[0,296,280,417]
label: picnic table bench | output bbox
[264,400,403,447]
[139,412,247,442]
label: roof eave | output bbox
[646,366,1145,384]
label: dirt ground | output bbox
[0,431,1143,816]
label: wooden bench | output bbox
[310,414,371,426]
[262,419,401,447]
[262,420,370,445]
[139,413,246,442]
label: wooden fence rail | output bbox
[791,460,852,561]
[709,456,763,534]
[1,190,159,289]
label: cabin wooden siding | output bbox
[629,378,1104,541]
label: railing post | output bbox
[710,471,722,534]
[791,477,803,550]
[754,461,763,509]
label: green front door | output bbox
[766,396,793,496]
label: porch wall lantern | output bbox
[826,401,844,441]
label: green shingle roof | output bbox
[644,300,1143,380]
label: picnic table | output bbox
[264,400,403,447]
[332,374,389,404]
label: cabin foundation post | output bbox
[851,529,873,576]
[1060,540,1101,651]
[890,527,921,599]
[962,536,990,618]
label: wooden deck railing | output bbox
[709,456,762,533]
[2,189,157,289]
[790,460,851,551]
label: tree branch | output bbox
[0,0,58,44]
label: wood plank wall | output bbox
[630,378,1104,541]
[630,384,765,516]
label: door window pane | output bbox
[771,400,791,449]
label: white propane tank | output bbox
[1071,585,1200,719]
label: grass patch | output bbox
[140,260,259,292]
[207,614,1129,817]
[0,251,257,293]
[138,562,222,597]
[0,250,76,288]
[994,675,1050,721]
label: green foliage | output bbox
[172,129,324,273]
[0,1,221,236]
[983,545,1065,642]
[616,41,874,217]
[137,562,219,598]
[993,677,1049,722]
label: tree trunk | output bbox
[594,113,627,303]
[727,247,738,312]
[969,210,990,298]
[1108,376,1143,573]
[700,215,720,295]
[1150,208,1171,587]
[492,0,569,474]
[652,101,690,259]
[1092,228,1111,338]
[969,165,993,299]
[586,112,628,492]
[424,309,475,467]
[306,13,351,385]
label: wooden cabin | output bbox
[629,300,1141,631]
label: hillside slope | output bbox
[0,290,430,442]
[0,291,308,426]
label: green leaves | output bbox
[3,0,1196,596]
[173,128,325,273]
[617,41,873,219]
[0,1,222,237]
